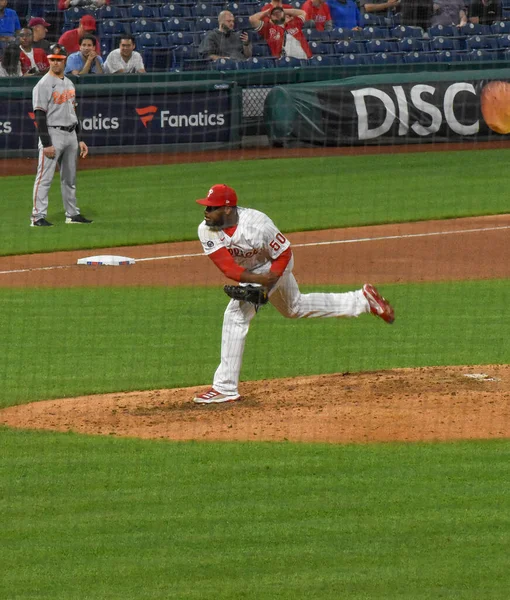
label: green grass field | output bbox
[1,150,509,599]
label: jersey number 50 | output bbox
[269,232,287,252]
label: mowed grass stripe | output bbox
[0,279,507,408]
[1,149,509,255]
[1,430,510,600]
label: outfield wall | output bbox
[1,62,509,157]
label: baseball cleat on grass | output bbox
[363,283,395,324]
[66,214,93,224]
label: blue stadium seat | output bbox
[100,38,114,57]
[274,56,304,68]
[403,51,435,63]
[164,18,193,32]
[226,2,258,16]
[467,48,493,61]
[329,28,353,41]
[465,35,498,50]
[131,20,165,35]
[138,32,163,47]
[304,29,331,41]
[98,20,130,37]
[430,36,461,51]
[362,26,389,39]
[427,24,457,38]
[161,4,191,18]
[391,25,424,39]
[172,44,199,66]
[191,2,222,17]
[168,31,194,45]
[372,52,403,64]
[491,21,510,35]
[131,4,160,19]
[210,57,239,70]
[241,57,274,69]
[361,13,386,26]
[195,17,217,31]
[142,47,174,71]
[366,39,396,53]
[398,37,429,51]
[235,16,251,29]
[338,53,371,65]
[458,23,491,37]
[496,34,510,49]
[308,54,340,66]
[97,5,127,20]
[334,40,360,54]
[434,49,467,62]
[252,43,271,57]
[64,6,91,25]
[308,41,332,55]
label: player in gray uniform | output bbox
[31,43,93,227]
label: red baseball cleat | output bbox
[362,284,395,324]
[193,388,241,404]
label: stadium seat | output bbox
[100,38,114,57]
[161,4,191,18]
[191,3,223,17]
[338,53,371,65]
[241,57,274,69]
[195,17,217,31]
[467,49,493,61]
[252,43,271,57]
[138,32,163,47]
[427,24,457,38]
[131,4,160,19]
[164,18,193,32]
[304,29,331,41]
[430,36,461,51]
[496,34,510,49]
[334,40,360,54]
[491,21,510,35]
[403,51,435,63]
[458,23,491,37]
[361,26,389,39]
[97,5,127,20]
[361,13,386,26]
[465,35,498,50]
[308,54,340,66]
[371,52,402,64]
[131,20,165,35]
[64,6,91,25]
[172,44,199,66]
[98,20,130,38]
[308,41,332,55]
[210,57,239,70]
[168,31,194,45]
[398,37,429,52]
[274,56,304,68]
[329,28,353,41]
[142,47,174,71]
[366,39,396,53]
[391,25,424,39]
[434,49,466,62]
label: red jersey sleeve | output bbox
[208,247,245,282]
[270,247,292,277]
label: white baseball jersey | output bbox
[104,49,145,74]
[32,72,78,127]
[198,207,291,274]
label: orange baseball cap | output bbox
[80,15,97,30]
[196,184,238,206]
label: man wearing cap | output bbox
[0,0,21,42]
[58,14,100,54]
[31,44,93,227]
[29,16,52,51]
[192,184,395,404]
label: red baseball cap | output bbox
[196,184,238,207]
[80,15,97,30]
[28,17,51,27]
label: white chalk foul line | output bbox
[0,224,508,276]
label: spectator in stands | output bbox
[199,10,252,61]
[0,41,21,75]
[328,0,363,29]
[65,33,104,75]
[399,0,433,28]
[359,0,401,16]
[431,0,467,26]
[0,0,21,42]
[58,14,100,54]
[18,26,49,75]
[302,0,333,30]
[469,0,502,23]
[29,16,51,51]
[104,35,146,73]
[261,0,293,9]
[58,0,108,8]
[250,6,312,59]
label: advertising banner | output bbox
[0,85,236,152]
[265,76,510,146]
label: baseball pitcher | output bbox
[31,43,93,227]
[193,184,395,404]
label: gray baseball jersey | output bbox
[32,72,78,127]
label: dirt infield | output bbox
[0,213,508,443]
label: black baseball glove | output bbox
[223,284,269,307]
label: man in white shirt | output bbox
[104,35,146,74]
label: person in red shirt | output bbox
[58,15,100,54]
[301,0,333,30]
[260,0,293,10]
[18,26,49,75]
[249,6,312,59]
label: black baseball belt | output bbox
[49,124,77,132]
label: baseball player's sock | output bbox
[193,388,241,404]
[66,214,93,224]
[31,218,54,227]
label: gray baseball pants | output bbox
[32,127,81,221]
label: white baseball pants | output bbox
[213,266,371,396]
